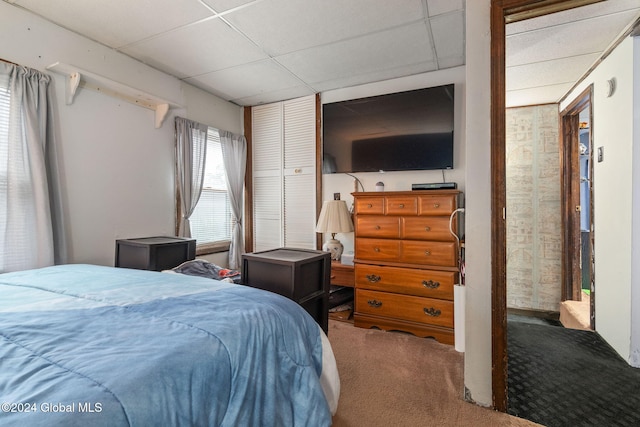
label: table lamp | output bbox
[315,200,354,260]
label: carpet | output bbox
[328,320,541,426]
[508,321,640,426]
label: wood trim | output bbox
[503,0,603,23]
[560,113,580,301]
[244,106,254,254]
[174,121,181,236]
[316,93,323,250]
[196,240,231,256]
[0,57,20,66]
[559,86,592,302]
[490,0,508,413]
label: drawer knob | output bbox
[424,307,441,317]
[367,299,383,308]
[366,274,381,283]
[374,247,380,252]
[422,280,440,289]
[424,226,431,232]
[424,250,431,256]
[375,225,381,230]
[433,203,440,208]
[399,203,405,208]
[367,203,373,208]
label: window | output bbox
[189,128,233,253]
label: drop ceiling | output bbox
[506,0,640,108]
[4,0,640,107]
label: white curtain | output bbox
[175,117,208,238]
[0,62,66,273]
[219,130,246,269]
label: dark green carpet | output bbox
[508,321,640,426]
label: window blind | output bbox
[0,74,10,265]
[190,129,232,246]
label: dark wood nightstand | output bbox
[241,248,331,333]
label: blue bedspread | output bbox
[0,264,331,426]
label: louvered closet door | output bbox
[251,95,317,252]
[283,95,316,249]
[252,103,283,252]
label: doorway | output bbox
[560,86,595,329]
[490,0,607,412]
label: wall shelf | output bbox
[46,62,181,128]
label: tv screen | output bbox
[322,84,454,173]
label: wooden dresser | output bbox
[352,190,461,345]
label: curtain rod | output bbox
[0,57,19,66]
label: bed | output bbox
[0,264,340,426]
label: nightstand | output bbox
[329,261,355,322]
[115,236,196,271]
[331,261,354,287]
[241,248,331,333]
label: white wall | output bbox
[632,35,640,367]
[1,2,241,267]
[560,36,637,363]
[462,0,492,406]
[321,66,466,254]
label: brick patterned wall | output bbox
[506,104,562,312]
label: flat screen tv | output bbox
[322,84,454,173]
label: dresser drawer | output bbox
[402,216,456,241]
[356,216,400,238]
[385,196,417,215]
[355,197,384,214]
[400,241,457,266]
[356,289,453,328]
[355,238,400,262]
[355,264,455,300]
[418,194,457,216]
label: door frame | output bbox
[490,0,605,412]
[560,86,593,302]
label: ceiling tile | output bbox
[200,0,257,13]
[276,23,434,84]
[436,55,465,69]
[507,83,574,108]
[11,0,213,48]
[507,54,600,91]
[506,11,639,66]
[121,19,269,79]
[309,61,438,93]
[234,86,315,106]
[220,0,425,56]
[426,0,464,16]
[431,11,465,60]
[184,59,305,103]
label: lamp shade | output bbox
[315,200,354,234]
